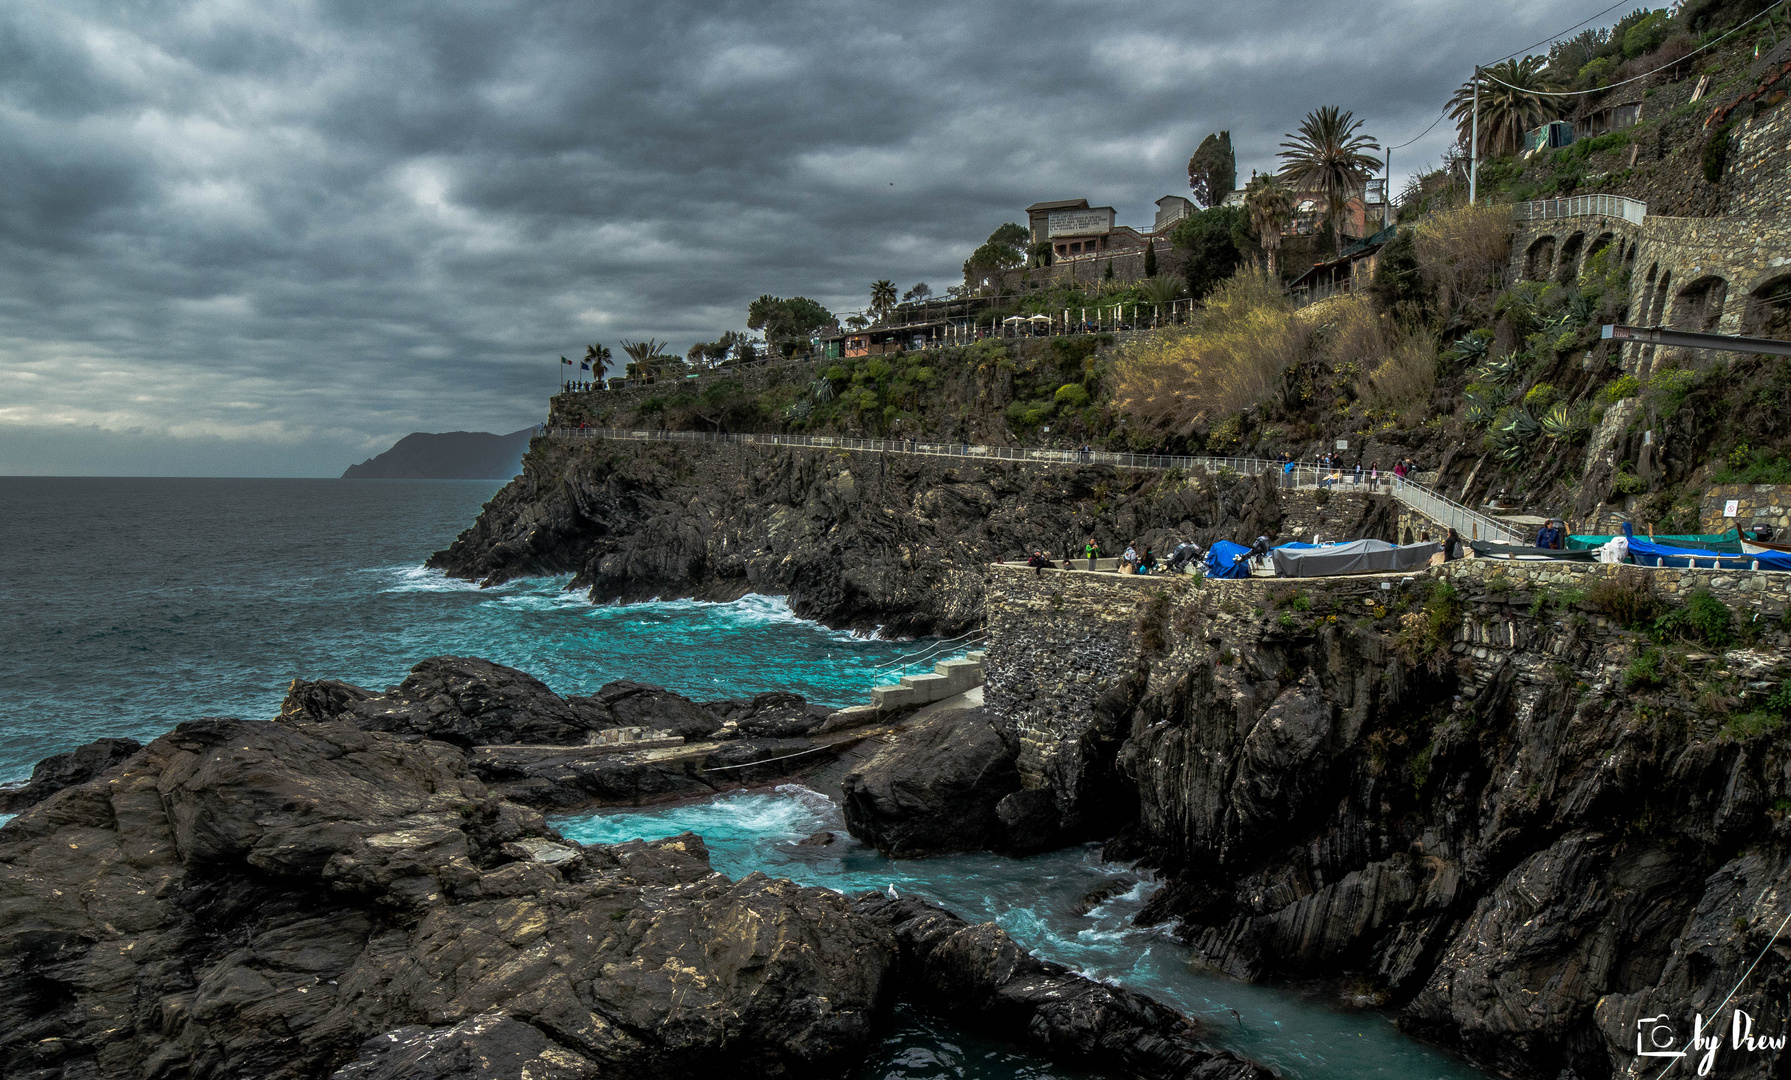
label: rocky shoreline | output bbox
[422,437,1335,635]
[0,656,1268,1080]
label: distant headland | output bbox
[342,428,535,479]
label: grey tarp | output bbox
[1270,539,1441,578]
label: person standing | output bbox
[1444,528,1461,561]
[1084,537,1102,571]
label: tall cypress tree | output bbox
[1187,131,1237,208]
[1142,241,1158,277]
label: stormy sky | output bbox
[0,0,1605,475]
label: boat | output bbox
[1467,540,1601,562]
[1742,539,1791,555]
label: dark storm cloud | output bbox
[1,0,1591,474]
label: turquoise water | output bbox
[3,476,1485,1079]
[560,788,1489,1080]
[0,477,952,782]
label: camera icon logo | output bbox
[1638,1014,1686,1059]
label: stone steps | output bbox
[871,651,986,711]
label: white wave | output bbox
[377,566,488,594]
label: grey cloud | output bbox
[2,0,1596,475]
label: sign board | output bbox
[1335,439,1348,450]
[1047,207,1115,238]
[1725,499,1740,518]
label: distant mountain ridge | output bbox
[342,428,535,479]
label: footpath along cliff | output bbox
[425,435,1395,635]
[842,558,1791,1079]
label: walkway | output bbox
[545,426,1526,545]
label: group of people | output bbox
[562,380,600,392]
[1023,537,1205,577]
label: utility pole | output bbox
[1468,66,1481,206]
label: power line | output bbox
[1479,1,1785,97]
[1385,108,1449,150]
[1489,0,1634,65]
[1383,0,1631,154]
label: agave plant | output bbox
[1489,407,1541,463]
[809,378,836,404]
[1540,402,1573,438]
[783,400,814,422]
[1462,392,1496,427]
[1449,333,1491,365]
[1475,352,1524,387]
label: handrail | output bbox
[1513,194,1646,225]
[543,427,1529,544]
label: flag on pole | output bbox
[580,360,590,371]
[561,356,572,366]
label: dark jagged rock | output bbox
[281,657,590,747]
[705,691,833,739]
[841,707,1023,856]
[0,735,141,812]
[0,716,895,1080]
[425,440,1294,635]
[0,701,1259,1080]
[853,894,1272,1080]
[980,565,1791,1079]
[332,1014,598,1080]
[570,680,722,740]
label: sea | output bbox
[0,476,1487,1080]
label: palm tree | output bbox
[1277,106,1383,251]
[1448,57,1563,161]
[869,280,897,322]
[620,338,669,377]
[1243,174,1295,277]
[583,343,611,382]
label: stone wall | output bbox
[1700,483,1791,534]
[984,557,1791,810]
[982,565,1416,811]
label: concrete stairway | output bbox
[871,650,985,710]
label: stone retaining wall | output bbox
[983,557,1791,800]
[1700,484,1791,534]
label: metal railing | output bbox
[1513,195,1647,225]
[544,428,1527,544]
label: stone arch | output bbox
[1740,273,1791,340]
[1555,231,1587,283]
[1649,270,1672,325]
[1584,231,1616,269]
[1525,235,1557,281]
[1671,275,1728,332]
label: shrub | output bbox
[1112,272,1304,431]
[1524,383,1558,410]
[1646,367,1704,417]
[1588,569,1667,627]
[1356,328,1439,424]
[1396,580,1463,664]
[1621,9,1671,57]
[1652,589,1734,648]
[1413,205,1513,316]
[1054,383,1090,408]
[1704,122,1734,184]
[1595,375,1641,405]
[1624,647,1667,689]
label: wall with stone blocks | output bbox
[983,558,1791,799]
[1700,484,1791,534]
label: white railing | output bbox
[1513,195,1646,225]
[544,428,1527,544]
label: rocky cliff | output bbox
[855,560,1791,1080]
[426,436,1391,634]
[0,657,1269,1080]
